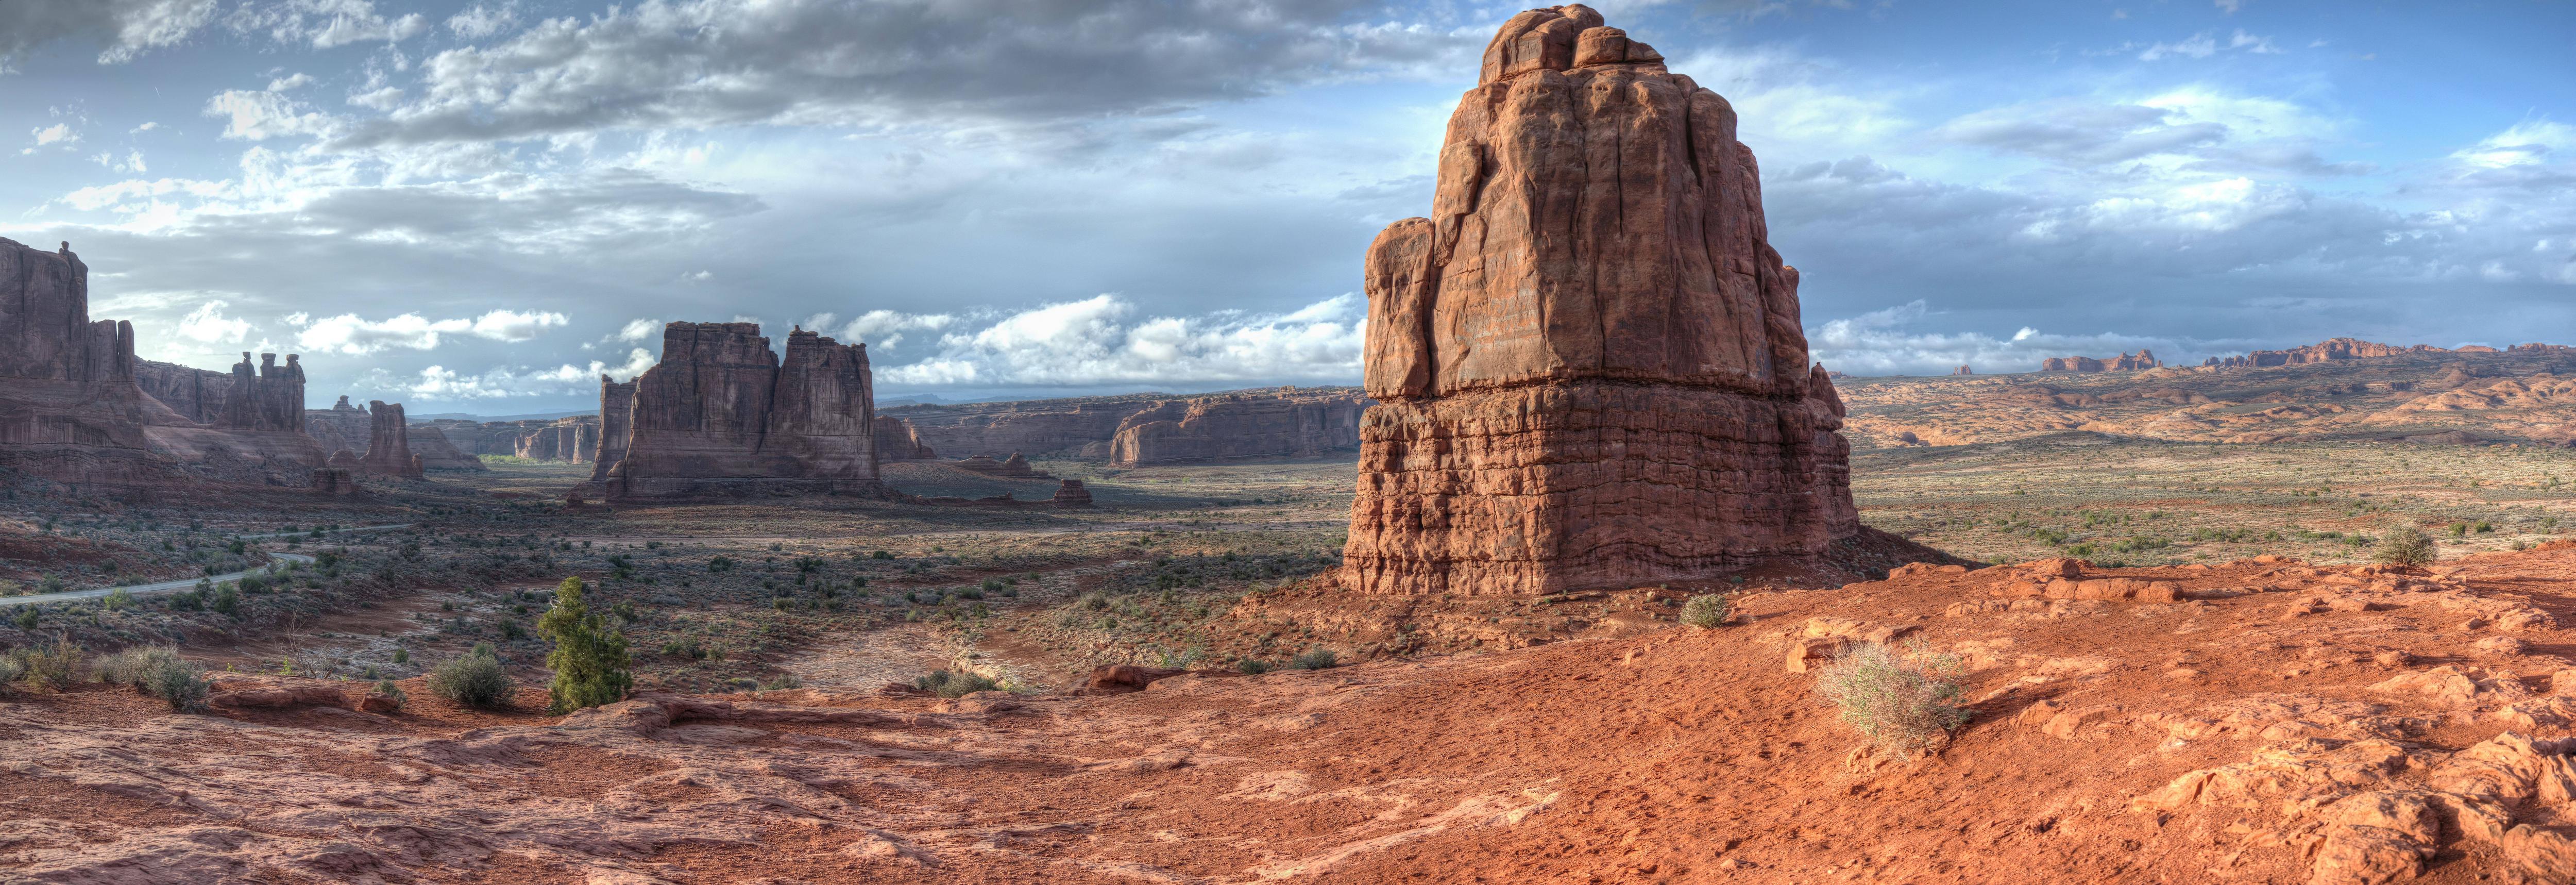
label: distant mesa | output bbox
[2204,337,2542,369]
[1951,365,1974,376]
[884,385,1366,466]
[2041,349,2160,372]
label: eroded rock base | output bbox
[1345,382,1854,595]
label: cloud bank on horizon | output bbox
[2,0,2569,411]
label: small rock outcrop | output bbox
[310,467,358,495]
[601,322,889,500]
[953,452,1052,479]
[2042,349,2160,372]
[360,400,423,479]
[1051,479,1094,508]
[1952,365,1974,375]
[1341,5,1858,596]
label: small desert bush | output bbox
[148,658,210,712]
[427,649,514,709]
[912,669,997,698]
[1680,593,1733,628]
[1814,640,1970,755]
[1236,658,1273,675]
[93,645,184,690]
[759,672,803,691]
[2374,528,2437,567]
[1291,648,1340,671]
[7,641,83,691]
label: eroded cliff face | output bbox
[872,415,935,462]
[590,376,635,481]
[304,397,370,459]
[1107,389,1367,466]
[603,323,887,500]
[1,238,323,489]
[1341,5,1856,596]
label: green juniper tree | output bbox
[537,576,633,713]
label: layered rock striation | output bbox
[1342,6,1858,596]
[602,323,889,500]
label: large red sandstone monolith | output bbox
[1342,5,1858,596]
[602,322,888,500]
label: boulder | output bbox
[1340,6,1858,595]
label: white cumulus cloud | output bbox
[873,293,1362,387]
[175,299,252,343]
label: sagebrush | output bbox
[1680,593,1733,628]
[1813,640,1971,755]
[427,648,514,709]
[2374,528,2437,567]
[912,669,998,698]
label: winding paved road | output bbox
[0,523,416,608]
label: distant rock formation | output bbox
[2042,349,2160,372]
[2202,338,2488,369]
[134,352,306,432]
[872,415,936,461]
[590,375,635,481]
[1104,388,1367,466]
[602,322,889,501]
[311,467,358,495]
[406,424,485,471]
[434,416,598,464]
[1952,365,1974,375]
[953,452,1052,479]
[360,400,423,479]
[304,397,370,456]
[0,237,325,489]
[1341,5,1858,596]
[883,386,1369,464]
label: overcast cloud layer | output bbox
[2,0,2569,412]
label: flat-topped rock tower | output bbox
[1343,4,1858,596]
[602,322,889,500]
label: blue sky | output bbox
[3,0,2570,413]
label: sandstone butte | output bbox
[0,237,327,490]
[1343,4,1858,597]
[599,322,890,502]
[359,400,424,479]
[589,374,638,482]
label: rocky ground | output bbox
[14,451,2576,882]
[15,545,2576,882]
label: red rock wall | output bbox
[1341,5,1857,596]
[887,387,1368,463]
[305,399,371,458]
[1,238,323,488]
[603,323,886,500]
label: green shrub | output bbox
[1813,640,1970,755]
[912,669,998,698]
[759,673,803,691]
[392,647,410,664]
[427,651,514,709]
[0,655,21,687]
[102,588,134,611]
[1680,593,1733,628]
[536,577,632,713]
[1235,658,1273,675]
[2375,528,2437,567]
[1291,648,1339,670]
[211,583,242,616]
[93,645,184,690]
[12,607,35,631]
[8,641,83,691]
[147,657,210,712]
